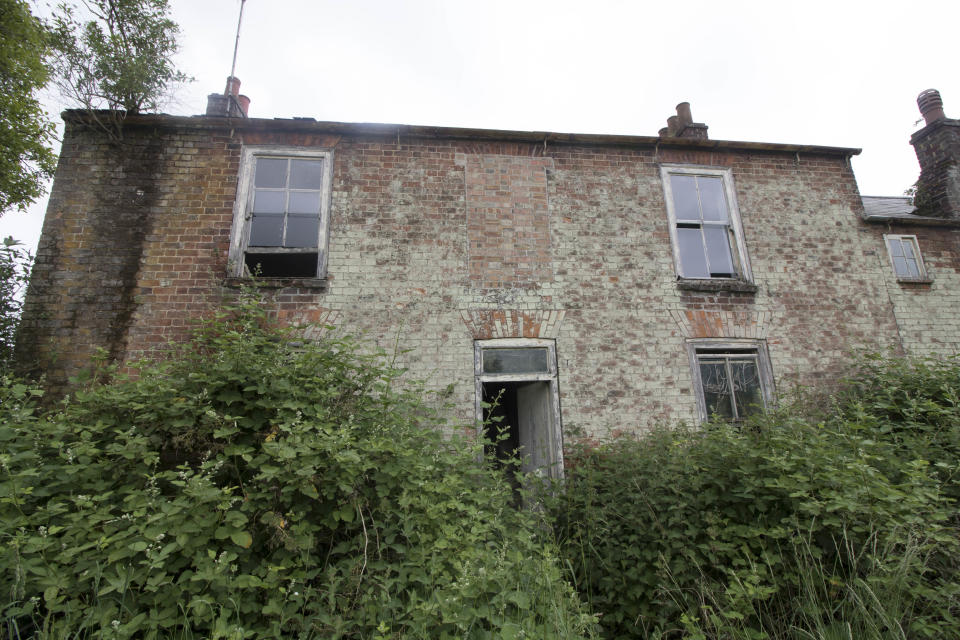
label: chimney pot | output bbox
[225,76,242,97]
[667,115,680,136]
[237,94,250,117]
[917,89,946,126]
[676,102,693,128]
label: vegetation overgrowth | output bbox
[550,354,960,639]
[0,292,596,638]
[0,236,30,372]
[4,287,960,639]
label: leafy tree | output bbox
[0,237,31,372]
[0,0,57,215]
[51,0,190,123]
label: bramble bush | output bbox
[550,355,960,639]
[0,292,596,639]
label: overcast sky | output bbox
[3,0,959,251]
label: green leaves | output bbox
[552,356,960,638]
[0,291,596,638]
[0,0,57,215]
[50,0,192,132]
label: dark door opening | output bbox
[482,380,557,478]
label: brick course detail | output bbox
[16,112,960,441]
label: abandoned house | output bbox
[15,84,960,479]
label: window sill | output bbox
[677,278,758,293]
[896,277,933,285]
[223,276,328,290]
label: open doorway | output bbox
[475,339,563,482]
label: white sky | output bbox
[3,0,959,252]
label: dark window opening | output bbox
[244,252,318,278]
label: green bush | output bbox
[0,237,31,372]
[551,357,960,639]
[0,293,596,639]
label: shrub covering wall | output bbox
[551,355,960,639]
[0,294,596,639]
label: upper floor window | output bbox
[228,146,333,280]
[884,234,929,282]
[661,165,752,283]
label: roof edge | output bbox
[61,109,862,157]
[863,213,960,228]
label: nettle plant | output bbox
[0,292,596,639]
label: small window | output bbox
[884,234,929,281]
[661,166,752,282]
[229,147,333,279]
[687,341,774,422]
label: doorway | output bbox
[475,339,563,481]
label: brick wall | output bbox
[864,222,960,357]
[911,119,960,218]
[19,115,913,439]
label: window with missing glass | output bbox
[884,234,929,282]
[687,341,774,422]
[228,147,333,279]
[661,165,752,282]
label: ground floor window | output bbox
[474,339,563,481]
[687,339,774,421]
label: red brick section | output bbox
[462,154,553,289]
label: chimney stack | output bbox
[659,102,708,140]
[205,75,250,118]
[917,89,946,126]
[911,89,960,218]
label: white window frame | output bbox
[228,146,334,279]
[661,164,753,283]
[686,338,774,422]
[883,234,929,282]
[474,338,564,480]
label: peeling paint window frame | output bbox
[883,234,930,282]
[686,339,774,422]
[661,165,753,284]
[228,146,334,279]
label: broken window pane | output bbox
[483,348,549,374]
[254,158,287,188]
[245,252,318,278]
[671,175,701,221]
[677,227,709,278]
